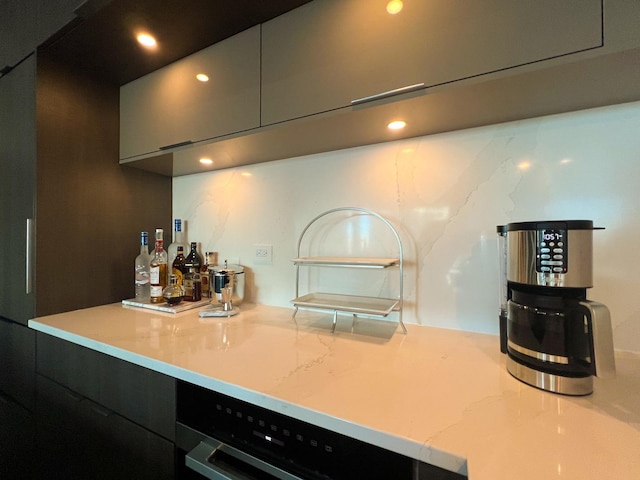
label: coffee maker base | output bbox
[506,356,593,396]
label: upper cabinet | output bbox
[119,0,640,177]
[261,0,602,125]
[120,25,261,161]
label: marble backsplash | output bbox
[173,100,640,353]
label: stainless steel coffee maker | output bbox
[497,220,615,395]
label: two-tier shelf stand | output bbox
[292,207,406,334]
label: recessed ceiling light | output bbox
[387,120,406,130]
[196,73,209,82]
[199,158,213,165]
[136,33,157,49]
[386,0,403,14]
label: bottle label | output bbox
[150,266,160,284]
[201,272,209,296]
[150,285,163,297]
[135,267,150,286]
[172,269,184,285]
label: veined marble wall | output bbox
[173,100,640,353]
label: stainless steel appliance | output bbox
[498,220,615,395]
[176,381,467,479]
[210,261,245,306]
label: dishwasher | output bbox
[176,380,467,480]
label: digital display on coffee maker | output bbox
[536,228,567,274]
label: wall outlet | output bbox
[253,244,273,263]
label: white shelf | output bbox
[292,256,399,268]
[292,292,399,317]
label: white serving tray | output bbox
[291,292,399,316]
[122,298,211,314]
[292,256,399,268]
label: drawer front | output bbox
[36,374,175,480]
[36,332,175,440]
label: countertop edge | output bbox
[28,316,469,475]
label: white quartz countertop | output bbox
[29,303,640,479]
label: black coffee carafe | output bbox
[497,220,615,395]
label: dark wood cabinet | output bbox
[0,0,79,70]
[0,50,172,328]
[0,390,35,479]
[0,55,36,325]
[0,5,174,478]
[36,333,176,479]
[0,320,35,410]
[36,333,176,440]
[0,319,36,478]
[36,374,175,480]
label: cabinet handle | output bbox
[350,83,426,106]
[159,140,193,150]
[26,218,34,294]
[186,440,304,480]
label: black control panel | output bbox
[177,381,466,480]
[536,228,568,274]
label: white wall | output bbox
[174,100,640,353]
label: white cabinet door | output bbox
[261,0,602,125]
[120,25,261,160]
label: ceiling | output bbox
[40,0,312,85]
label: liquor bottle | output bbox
[162,274,184,306]
[134,231,151,301]
[183,242,203,302]
[200,251,216,298]
[167,218,186,270]
[149,228,168,304]
[184,242,202,272]
[172,245,186,286]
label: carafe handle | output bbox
[579,300,616,378]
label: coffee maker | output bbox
[497,220,615,395]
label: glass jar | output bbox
[162,274,184,305]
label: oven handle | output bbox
[185,439,304,480]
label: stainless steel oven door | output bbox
[186,438,304,480]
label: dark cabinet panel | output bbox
[0,392,35,479]
[1,50,172,327]
[0,1,37,68]
[36,374,175,480]
[0,56,36,325]
[0,319,35,410]
[0,0,78,69]
[36,332,176,441]
[35,53,172,317]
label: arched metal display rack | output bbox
[291,207,406,334]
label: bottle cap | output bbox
[174,219,182,231]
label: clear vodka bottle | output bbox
[134,231,151,301]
